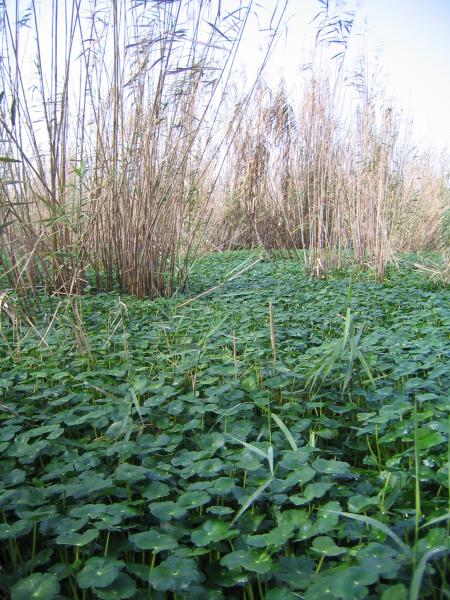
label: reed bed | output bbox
[0,0,448,306]
[215,71,449,279]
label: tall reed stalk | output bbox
[215,66,448,278]
[0,0,289,299]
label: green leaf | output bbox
[381,584,407,600]
[221,549,273,574]
[312,536,347,556]
[247,522,296,547]
[16,507,58,522]
[181,458,223,478]
[314,501,341,534]
[291,464,316,486]
[312,458,350,474]
[177,490,210,509]
[114,463,149,483]
[142,481,171,501]
[279,448,311,470]
[347,494,379,513]
[209,477,237,495]
[11,573,59,600]
[416,428,445,450]
[356,543,405,579]
[191,520,237,546]
[94,573,137,599]
[129,530,178,552]
[2,469,26,486]
[304,481,332,500]
[275,556,315,588]
[303,573,336,599]
[55,528,99,546]
[148,556,203,591]
[77,557,124,589]
[70,504,108,519]
[149,501,187,521]
[0,520,32,540]
[330,565,378,598]
[207,506,234,516]
[226,434,268,460]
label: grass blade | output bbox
[328,510,412,556]
[267,446,274,476]
[271,413,298,451]
[226,434,269,461]
[409,546,449,600]
[230,477,272,526]
[419,513,450,530]
[130,389,144,425]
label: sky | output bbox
[3,0,449,154]
[239,0,450,152]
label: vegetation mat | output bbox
[0,252,449,599]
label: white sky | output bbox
[238,0,450,152]
[3,0,450,153]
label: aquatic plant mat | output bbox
[0,251,449,599]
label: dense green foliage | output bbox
[0,252,449,599]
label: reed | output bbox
[0,0,286,299]
[216,66,448,279]
[0,0,448,303]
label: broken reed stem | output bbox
[269,302,276,368]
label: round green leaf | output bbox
[11,572,59,600]
[280,449,311,470]
[275,556,315,588]
[114,463,148,483]
[265,522,296,546]
[105,503,141,521]
[312,536,347,556]
[381,584,407,600]
[330,565,378,598]
[129,530,178,552]
[94,573,137,599]
[210,477,237,495]
[2,468,26,486]
[177,490,210,509]
[69,503,107,519]
[149,556,203,591]
[52,517,88,536]
[304,481,332,501]
[142,481,170,501]
[149,501,187,521]
[77,557,124,589]
[221,549,273,574]
[295,465,316,485]
[191,519,237,546]
[56,528,99,546]
[16,507,58,522]
[314,501,341,534]
[347,494,378,513]
[0,520,32,540]
[207,506,234,516]
[312,458,350,474]
[181,458,222,478]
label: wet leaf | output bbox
[77,557,124,589]
[11,572,59,600]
